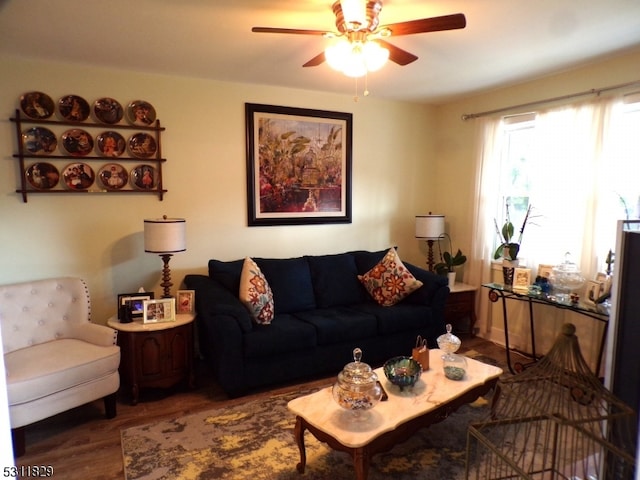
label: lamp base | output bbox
[427,239,436,272]
[160,253,173,298]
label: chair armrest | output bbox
[69,322,118,346]
[404,261,449,306]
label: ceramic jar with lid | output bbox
[332,347,383,415]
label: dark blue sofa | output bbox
[184,249,449,397]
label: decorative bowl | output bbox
[383,356,422,390]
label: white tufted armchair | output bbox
[0,277,120,457]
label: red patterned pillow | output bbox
[239,257,274,324]
[358,248,423,306]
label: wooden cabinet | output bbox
[444,283,478,338]
[108,314,194,405]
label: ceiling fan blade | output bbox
[252,26,329,36]
[381,13,466,36]
[303,52,326,67]
[377,40,418,66]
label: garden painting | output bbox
[246,104,352,226]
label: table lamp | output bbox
[415,213,445,272]
[144,216,186,298]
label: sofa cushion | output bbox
[255,257,316,314]
[350,249,390,274]
[208,258,244,294]
[358,248,424,306]
[306,253,368,308]
[5,338,120,405]
[293,307,378,345]
[352,302,432,335]
[239,257,274,325]
[243,314,317,358]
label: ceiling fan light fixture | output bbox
[325,38,388,78]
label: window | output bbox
[483,94,640,279]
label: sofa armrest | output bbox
[184,274,253,333]
[68,322,118,346]
[404,262,449,306]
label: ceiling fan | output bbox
[252,0,466,77]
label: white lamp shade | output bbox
[144,217,186,253]
[415,214,445,239]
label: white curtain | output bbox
[469,95,630,363]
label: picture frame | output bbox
[176,290,195,314]
[513,267,532,291]
[595,272,612,296]
[143,298,176,323]
[117,291,154,319]
[245,103,353,226]
[585,280,604,305]
[537,264,553,279]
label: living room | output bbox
[1,0,640,476]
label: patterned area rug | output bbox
[121,381,492,480]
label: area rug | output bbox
[121,383,492,480]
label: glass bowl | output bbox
[332,348,382,414]
[383,356,422,391]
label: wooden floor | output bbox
[13,336,518,479]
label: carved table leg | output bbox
[353,447,371,480]
[294,416,307,474]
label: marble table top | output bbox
[288,348,502,448]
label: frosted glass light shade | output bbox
[325,39,388,78]
[415,215,445,239]
[144,217,186,253]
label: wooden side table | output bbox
[107,313,195,405]
[445,282,478,337]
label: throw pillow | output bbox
[358,247,423,306]
[239,257,274,324]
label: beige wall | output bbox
[0,55,437,323]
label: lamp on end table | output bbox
[144,216,186,298]
[415,213,445,272]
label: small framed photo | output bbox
[143,298,176,323]
[537,264,553,279]
[117,292,154,319]
[176,290,195,314]
[513,267,532,291]
[585,280,604,305]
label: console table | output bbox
[482,283,609,375]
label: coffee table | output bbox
[287,348,502,480]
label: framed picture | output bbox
[176,290,195,314]
[537,264,553,279]
[245,103,353,226]
[585,280,604,305]
[513,267,532,291]
[117,292,154,319]
[143,298,176,323]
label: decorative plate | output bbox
[93,97,124,124]
[128,132,157,158]
[20,91,55,119]
[58,94,90,121]
[96,131,126,157]
[130,164,157,190]
[126,100,156,126]
[22,127,57,155]
[98,163,128,190]
[25,162,60,190]
[62,162,95,190]
[61,128,94,156]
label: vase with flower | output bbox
[494,202,534,286]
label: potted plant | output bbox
[434,233,467,285]
[494,202,534,285]
[493,202,534,261]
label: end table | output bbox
[107,313,195,405]
[445,282,478,337]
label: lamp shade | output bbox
[415,214,445,239]
[144,217,186,254]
